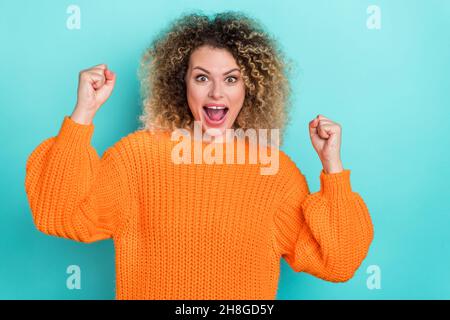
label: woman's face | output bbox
[184,45,246,140]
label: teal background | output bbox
[1,0,449,299]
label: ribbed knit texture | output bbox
[24,115,374,300]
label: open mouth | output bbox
[203,106,229,124]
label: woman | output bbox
[25,11,374,300]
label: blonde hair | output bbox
[137,11,294,145]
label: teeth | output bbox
[205,106,227,109]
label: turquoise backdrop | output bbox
[1,0,449,299]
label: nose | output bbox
[208,81,224,99]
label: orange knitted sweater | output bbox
[24,115,374,300]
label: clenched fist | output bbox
[309,114,344,174]
[70,64,116,125]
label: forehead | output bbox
[188,46,239,71]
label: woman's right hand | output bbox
[70,64,116,125]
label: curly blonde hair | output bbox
[137,11,294,144]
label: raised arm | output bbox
[273,165,374,282]
[24,63,133,243]
[24,116,132,243]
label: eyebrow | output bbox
[192,66,240,75]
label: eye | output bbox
[226,76,238,83]
[195,75,208,82]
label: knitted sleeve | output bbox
[24,116,131,243]
[273,158,374,282]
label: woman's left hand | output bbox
[308,114,344,174]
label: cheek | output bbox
[230,85,246,112]
[186,84,205,118]
[187,83,207,103]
